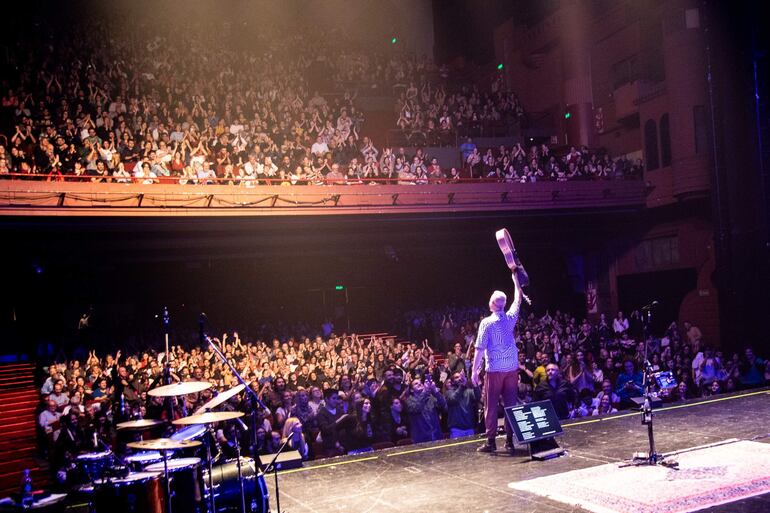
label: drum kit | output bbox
[72,381,269,513]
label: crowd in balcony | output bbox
[394,75,526,146]
[0,14,381,185]
[0,11,643,187]
[460,139,644,182]
[37,302,768,485]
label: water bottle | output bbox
[119,392,126,419]
[20,469,34,509]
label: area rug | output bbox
[508,439,770,513]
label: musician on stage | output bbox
[471,260,523,454]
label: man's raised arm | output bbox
[508,265,523,315]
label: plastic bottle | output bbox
[20,469,34,508]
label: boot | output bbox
[477,439,497,453]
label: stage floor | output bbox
[265,389,770,513]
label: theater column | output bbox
[560,2,596,148]
[661,0,711,198]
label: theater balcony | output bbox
[0,179,647,217]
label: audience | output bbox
[36,301,767,484]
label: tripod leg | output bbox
[648,419,657,464]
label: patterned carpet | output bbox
[509,439,770,513]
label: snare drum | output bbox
[124,451,164,471]
[203,457,269,513]
[145,457,202,512]
[75,450,113,482]
[80,471,164,513]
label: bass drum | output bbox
[203,458,269,513]
[144,457,202,513]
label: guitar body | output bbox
[495,228,530,287]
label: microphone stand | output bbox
[203,333,268,466]
[622,304,678,469]
[262,436,293,513]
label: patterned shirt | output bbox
[475,298,521,372]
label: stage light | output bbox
[497,63,503,70]
[564,112,571,119]
[391,37,397,44]
[335,285,345,291]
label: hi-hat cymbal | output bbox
[195,384,247,414]
[126,438,202,451]
[172,411,244,425]
[148,381,212,397]
[116,419,165,430]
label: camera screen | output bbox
[654,371,677,390]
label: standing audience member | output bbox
[444,372,480,438]
[315,389,350,456]
[404,376,446,443]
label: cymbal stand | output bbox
[204,425,217,513]
[204,333,268,464]
[162,307,176,423]
[231,421,247,513]
[160,448,173,513]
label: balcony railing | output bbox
[0,176,647,217]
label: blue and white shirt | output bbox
[475,299,521,372]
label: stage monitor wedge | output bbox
[504,400,565,460]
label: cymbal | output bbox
[117,419,165,430]
[172,411,244,425]
[195,383,247,414]
[126,438,202,451]
[148,381,212,397]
